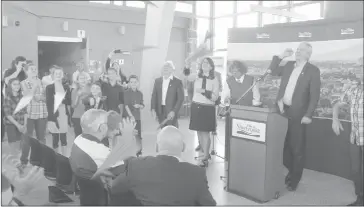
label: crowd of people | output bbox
[1,41,362,206]
[1,50,144,160]
[0,48,219,205]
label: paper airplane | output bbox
[92,132,137,179]
[13,95,33,115]
[54,92,66,114]
[47,121,60,134]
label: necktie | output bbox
[202,76,207,90]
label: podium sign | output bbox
[231,119,266,143]
[227,105,288,203]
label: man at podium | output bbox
[267,42,321,192]
[221,60,262,161]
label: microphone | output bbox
[256,70,271,82]
[183,67,191,76]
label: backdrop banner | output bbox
[228,19,363,121]
[227,19,363,179]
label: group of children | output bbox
[2,56,145,167]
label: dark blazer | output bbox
[151,76,184,123]
[110,155,216,206]
[269,55,321,119]
[45,83,71,124]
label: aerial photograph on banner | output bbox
[227,38,363,120]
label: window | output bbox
[237,13,259,27]
[113,1,123,6]
[214,1,234,17]
[196,1,210,17]
[197,18,210,45]
[89,1,110,4]
[176,2,193,13]
[214,17,233,50]
[291,3,322,22]
[125,1,145,8]
[262,13,288,26]
[237,1,259,13]
[262,1,288,7]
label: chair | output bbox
[29,137,42,166]
[40,144,57,179]
[55,153,77,194]
[76,176,108,206]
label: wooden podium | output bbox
[226,105,288,203]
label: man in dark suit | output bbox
[110,126,216,206]
[151,61,184,128]
[267,42,321,191]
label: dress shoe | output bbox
[347,196,363,206]
[286,184,297,192]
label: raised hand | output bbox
[119,118,136,139]
[280,48,294,59]
[12,166,44,198]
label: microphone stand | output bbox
[219,72,269,116]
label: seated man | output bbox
[110,126,217,206]
[69,109,135,205]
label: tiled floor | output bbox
[1,117,357,205]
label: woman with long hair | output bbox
[189,57,220,167]
[45,66,71,156]
[71,72,91,137]
[3,78,27,155]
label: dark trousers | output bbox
[72,118,82,137]
[135,120,142,152]
[21,118,47,165]
[5,125,22,143]
[158,106,178,128]
[283,106,307,188]
[51,133,67,149]
[224,114,231,162]
[349,144,363,199]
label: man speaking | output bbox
[267,42,321,191]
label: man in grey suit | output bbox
[151,61,184,128]
[267,42,321,191]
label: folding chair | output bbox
[77,176,109,206]
[40,144,57,179]
[29,137,42,166]
[55,153,78,194]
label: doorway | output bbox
[38,36,86,80]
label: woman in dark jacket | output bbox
[45,66,72,156]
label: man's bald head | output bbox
[81,109,108,134]
[156,126,185,156]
